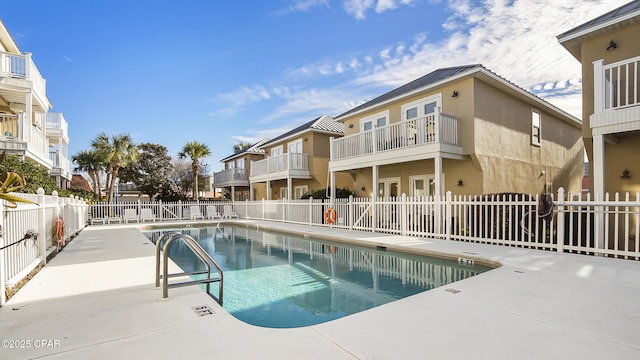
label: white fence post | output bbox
[308,197,313,226]
[445,191,452,240]
[0,201,5,306]
[349,195,354,230]
[401,193,407,236]
[38,188,46,265]
[556,188,565,253]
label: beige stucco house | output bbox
[213,138,270,201]
[558,0,640,197]
[328,64,584,199]
[250,115,351,200]
[0,19,71,189]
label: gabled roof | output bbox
[335,65,482,120]
[0,18,22,54]
[334,64,581,128]
[259,115,343,148]
[220,137,271,162]
[557,0,640,60]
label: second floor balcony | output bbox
[0,51,49,111]
[592,56,640,135]
[329,112,462,171]
[49,149,71,180]
[0,113,51,168]
[40,112,69,144]
[213,168,248,187]
[250,153,310,182]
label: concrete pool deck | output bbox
[1,220,639,359]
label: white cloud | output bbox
[343,0,416,19]
[225,0,628,140]
[63,55,73,63]
[274,0,330,15]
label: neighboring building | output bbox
[214,138,271,201]
[557,0,640,197]
[71,174,92,192]
[0,19,71,189]
[250,115,352,200]
[328,64,584,199]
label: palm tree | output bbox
[233,142,251,153]
[72,149,103,196]
[178,141,211,200]
[91,133,139,204]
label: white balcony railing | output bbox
[43,112,69,140]
[214,168,247,184]
[251,153,309,177]
[49,150,70,172]
[0,51,47,106]
[595,56,640,112]
[331,112,459,161]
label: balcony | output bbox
[0,51,49,111]
[213,168,248,187]
[49,150,71,180]
[329,112,462,171]
[41,112,69,144]
[591,56,640,135]
[250,153,310,182]
[0,113,51,168]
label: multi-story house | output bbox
[214,138,270,201]
[328,64,584,199]
[0,20,71,189]
[250,115,351,200]
[558,0,640,197]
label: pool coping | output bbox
[1,219,639,359]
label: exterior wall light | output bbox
[607,40,617,51]
[621,168,630,179]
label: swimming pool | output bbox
[144,225,490,328]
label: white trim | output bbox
[401,94,442,121]
[294,185,308,199]
[377,177,401,197]
[557,9,640,43]
[271,145,283,157]
[532,109,542,146]
[360,110,389,132]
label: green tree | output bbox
[119,143,173,201]
[0,154,58,194]
[178,141,211,200]
[91,133,139,204]
[233,142,251,152]
[72,149,104,196]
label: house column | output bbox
[329,171,336,204]
[231,185,236,202]
[592,134,606,252]
[266,181,271,200]
[25,92,32,125]
[434,155,443,197]
[372,165,378,232]
[287,177,292,200]
[592,134,605,197]
[593,59,604,113]
[249,182,254,200]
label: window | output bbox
[271,145,283,157]
[236,158,245,169]
[532,110,541,146]
[227,161,235,170]
[288,139,303,153]
[401,94,441,121]
[361,111,389,132]
[294,185,308,199]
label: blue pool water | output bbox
[144,225,490,328]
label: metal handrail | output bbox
[155,231,224,305]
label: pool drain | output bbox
[192,305,215,317]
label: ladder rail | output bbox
[155,232,224,305]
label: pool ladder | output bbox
[155,231,223,305]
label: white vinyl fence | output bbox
[1,189,89,306]
[230,188,640,260]
[86,188,640,263]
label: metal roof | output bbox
[259,115,343,148]
[557,0,640,39]
[335,65,482,120]
[557,0,640,60]
[220,137,271,162]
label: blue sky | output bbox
[2,0,629,171]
